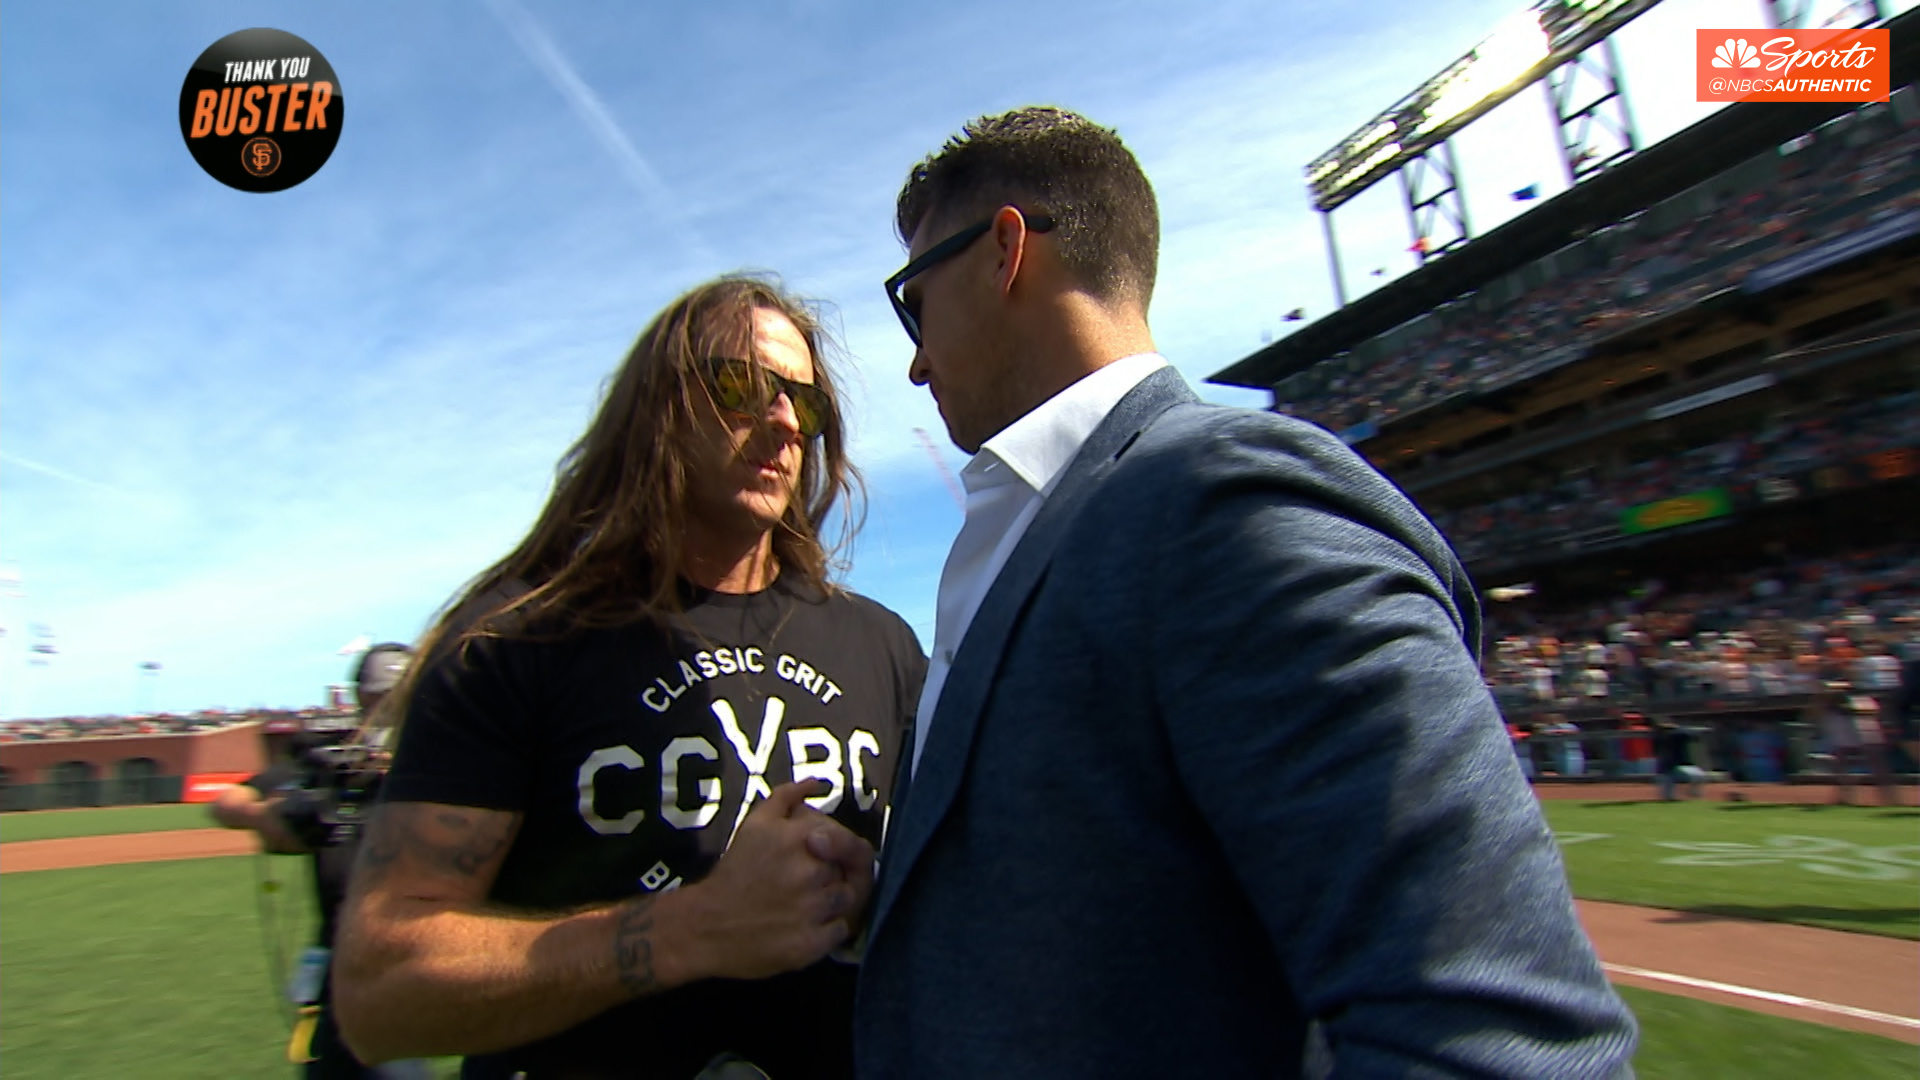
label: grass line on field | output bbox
[1605,962,1920,1031]
[1617,984,1918,1079]
[0,803,217,843]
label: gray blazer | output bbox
[854,367,1636,1078]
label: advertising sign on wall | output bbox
[1620,488,1734,535]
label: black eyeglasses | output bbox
[884,211,1055,347]
[702,357,831,439]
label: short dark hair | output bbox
[895,106,1160,308]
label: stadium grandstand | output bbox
[0,705,357,811]
[0,707,346,743]
[1211,3,1920,786]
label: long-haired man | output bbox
[334,275,925,1079]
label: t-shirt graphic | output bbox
[384,578,925,1079]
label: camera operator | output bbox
[211,643,430,1079]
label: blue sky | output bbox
[3,0,1903,718]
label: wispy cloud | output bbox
[482,0,720,269]
[0,452,138,500]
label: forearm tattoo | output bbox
[613,897,658,997]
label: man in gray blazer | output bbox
[858,106,1638,1078]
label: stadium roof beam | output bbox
[1210,4,1920,393]
[1402,140,1473,265]
[1296,1,1663,391]
[1547,36,1640,185]
[1304,0,1664,215]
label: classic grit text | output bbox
[577,647,882,847]
[640,646,843,712]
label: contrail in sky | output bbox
[484,0,722,269]
[0,452,135,499]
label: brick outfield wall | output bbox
[0,723,267,784]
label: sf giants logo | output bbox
[575,693,883,842]
[242,136,281,177]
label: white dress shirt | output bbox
[911,352,1169,776]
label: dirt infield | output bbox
[3,810,1916,1045]
[0,828,255,873]
[1579,899,1919,1043]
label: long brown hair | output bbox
[381,274,863,734]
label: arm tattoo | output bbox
[353,803,516,887]
[425,808,514,877]
[354,807,406,885]
[613,897,658,997]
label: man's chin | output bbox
[732,496,792,534]
[693,490,786,529]
[939,419,980,455]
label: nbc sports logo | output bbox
[1711,38,1761,68]
[1695,27,1889,103]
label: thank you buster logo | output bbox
[179,28,343,192]
[1696,28,1888,103]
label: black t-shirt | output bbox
[381,577,925,1080]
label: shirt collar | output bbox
[964,352,1169,496]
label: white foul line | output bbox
[1605,963,1920,1030]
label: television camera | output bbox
[272,732,389,850]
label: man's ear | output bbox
[989,206,1035,300]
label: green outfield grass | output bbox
[1543,800,1920,939]
[1618,985,1916,1079]
[0,803,217,843]
[1,839,1913,1077]
[2,856,321,1078]
[0,855,462,1079]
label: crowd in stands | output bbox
[1481,544,1918,714]
[1487,546,1918,782]
[1279,111,1920,434]
[1429,389,1920,565]
[0,707,339,742]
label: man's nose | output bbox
[908,348,930,387]
[764,390,802,436]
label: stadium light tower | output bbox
[136,660,162,716]
[1400,140,1473,266]
[1304,0,1663,306]
[1543,34,1640,185]
[0,563,21,643]
[20,623,56,721]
